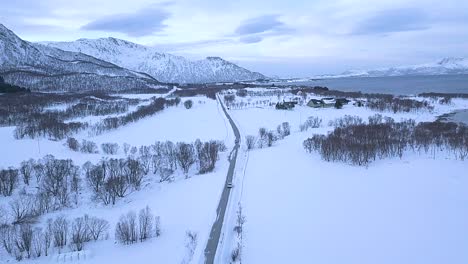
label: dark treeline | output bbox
[174,87,223,100]
[366,97,433,113]
[0,92,142,140]
[92,97,181,134]
[14,118,88,140]
[290,86,392,100]
[0,76,31,93]
[419,92,468,99]
[304,115,468,165]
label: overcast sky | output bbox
[2,0,468,77]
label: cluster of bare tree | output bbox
[80,140,225,205]
[14,118,87,140]
[0,156,81,226]
[92,97,180,134]
[328,115,364,128]
[304,116,468,165]
[299,116,322,131]
[66,138,120,155]
[0,92,142,140]
[0,214,108,261]
[367,97,433,113]
[246,122,291,150]
[115,206,161,244]
[83,157,147,205]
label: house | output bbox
[307,99,325,108]
[307,97,350,108]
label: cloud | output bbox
[235,15,284,35]
[153,38,235,52]
[239,35,263,44]
[81,5,171,37]
[352,8,430,35]
[234,14,293,43]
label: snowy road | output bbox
[204,95,240,264]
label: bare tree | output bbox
[245,135,256,150]
[43,219,52,256]
[184,230,198,263]
[154,216,161,237]
[32,228,43,258]
[101,143,120,155]
[85,215,109,241]
[115,211,138,244]
[10,195,35,224]
[15,224,33,259]
[19,159,34,185]
[176,143,196,176]
[52,216,68,248]
[0,168,19,196]
[66,137,80,151]
[0,225,15,254]
[138,206,154,242]
[70,217,88,251]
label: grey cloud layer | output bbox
[234,15,293,43]
[352,8,430,35]
[81,6,171,37]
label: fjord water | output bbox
[286,74,468,95]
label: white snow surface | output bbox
[0,95,234,264]
[217,93,468,264]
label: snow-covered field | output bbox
[0,96,228,167]
[1,89,468,264]
[0,93,233,264]
[222,93,468,264]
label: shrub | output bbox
[184,100,193,109]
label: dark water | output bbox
[281,75,468,96]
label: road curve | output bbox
[204,95,240,264]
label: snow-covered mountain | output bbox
[42,38,266,84]
[335,58,468,78]
[0,24,162,91]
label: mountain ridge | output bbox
[41,38,266,84]
[0,24,163,91]
[329,57,468,78]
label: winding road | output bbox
[204,95,240,264]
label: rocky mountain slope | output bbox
[0,24,162,91]
[42,38,266,84]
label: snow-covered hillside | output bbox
[0,24,162,91]
[42,38,266,84]
[335,57,468,78]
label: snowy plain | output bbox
[0,94,234,264]
[1,89,468,264]
[220,92,468,264]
